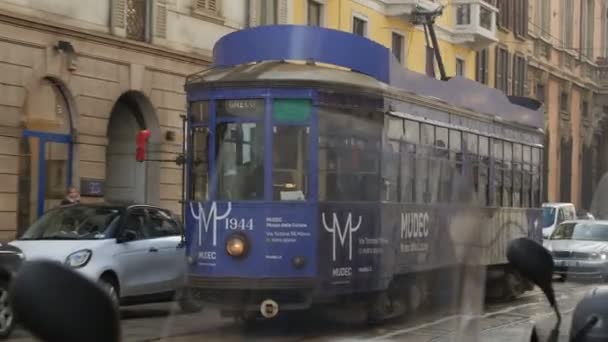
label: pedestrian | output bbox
[61,186,81,205]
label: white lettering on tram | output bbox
[189,202,232,247]
[322,212,362,262]
[400,212,430,239]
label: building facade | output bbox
[526,0,608,209]
[0,0,293,240]
[292,0,500,79]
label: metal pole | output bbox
[426,16,448,81]
[181,114,187,224]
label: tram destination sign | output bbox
[217,99,264,119]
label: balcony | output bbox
[383,0,443,21]
[450,0,498,49]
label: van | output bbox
[542,203,577,239]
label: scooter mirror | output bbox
[8,260,120,342]
[507,237,556,308]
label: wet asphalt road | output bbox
[9,280,598,342]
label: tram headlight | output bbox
[226,234,248,258]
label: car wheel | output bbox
[99,277,120,310]
[177,287,202,313]
[0,280,15,339]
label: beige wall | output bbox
[0,13,209,239]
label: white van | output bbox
[542,202,577,239]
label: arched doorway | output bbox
[18,78,74,232]
[105,91,160,205]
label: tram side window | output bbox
[434,127,451,202]
[385,118,403,202]
[401,120,419,203]
[216,122,264,200]
[190,127,209,201]
[318,107,382,201]
[417,124,434,203]
[478,136,490,206]
[503,142,512,207]
[273,126,309,200]
[512,143,522,207]
[492,139,503,206]
[464,133,479,203]
[522,146,532,207]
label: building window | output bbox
[479,6,493,30]
[512,55,526,96]
[562,0,573,48]
[126,0,149,41]
[560,91,569,112]
[456,4,471,25]
[194,0,219,15]
[426,46,435,77]
[476,48,489,84]
[307,0,322,26]
[495,46,510,93]
[260,0,278,25]
[538,0,550,38]
[513,0,528,37]
[392,32,404,63]
[352,16,367,36]
[582,100,589,119]
[583,0,594,58]
[497,0,510,30]
[456,58,465,76]
[536,83,545,103]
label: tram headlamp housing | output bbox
[226,234,248,258]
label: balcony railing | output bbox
[383,0,441,19]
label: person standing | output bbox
[60,186,81,205]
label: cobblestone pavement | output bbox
[8,281,596,342]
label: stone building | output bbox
[0,0,290,240]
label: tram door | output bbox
[271,99,314,202]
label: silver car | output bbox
[543,220,608,280]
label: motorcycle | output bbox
[507,237,608,341]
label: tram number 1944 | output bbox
[225,218,254,231]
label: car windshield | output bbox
[543,207,556,228]
[550,222,608,241]
[20,205,121,240]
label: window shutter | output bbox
[155,0,168,39]
[194,0,219,14]
[506,51,511,94]
[512,55,519,95]
[277,0,288,24]
[111,0,127,37]
[495,46,502,90]
[249,0,260,27]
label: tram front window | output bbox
[273,126,308,200]
[216,122,264,200]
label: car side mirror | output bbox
[117,229,137,243]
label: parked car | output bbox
[542,202,577,239]
[0,203,200,339]
[543,220,608,281]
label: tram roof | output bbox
[186,25,544,129]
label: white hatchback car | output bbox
[0,203,199,338]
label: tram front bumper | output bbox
[188,276,315,311]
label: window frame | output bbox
[352,12,369,37]
[391,31,405,64]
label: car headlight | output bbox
[65,249,92,268]
[226,235,247,258]
[601,253,607,260]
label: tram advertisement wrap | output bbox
[318,203,542,294]
[185,201,317,278]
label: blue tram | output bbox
[182,25,544,321]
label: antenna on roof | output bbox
[412,3,447,81]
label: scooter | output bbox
[507,237,608,341]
